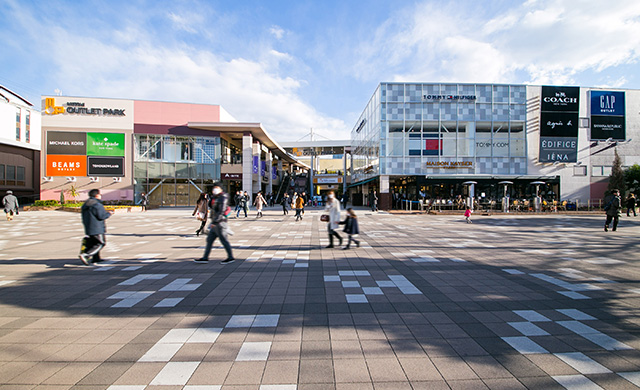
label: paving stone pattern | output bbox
[0,209,640,389]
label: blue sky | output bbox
[1,0,640,141]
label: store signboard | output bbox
[222,173,242,180]
[46,131,86,155]
[540,86,580,112]
[87,157,124,176]
[591,116,625,140]
[539,137,578,162]
[540,112,579,137]
[590,90,626,140]
[539,85,579,162]
[46,155,87,176]
[86,133,125,156]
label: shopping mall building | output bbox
[40,96,306,206]
[350,83,640,210]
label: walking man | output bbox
[140,192,149,211]
[79,189,114,265]
[196,182,235,264]
[604,189,622,232]
[2,190,19,221]
[626,193,637,217]
[369,190,378,212]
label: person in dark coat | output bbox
[369,190,378,212]
[140,192,149,212]
[339,208,360,249]
[195,182,235,264]
[281,193,290,215]
[79,189,114,265]
[604,189,622,232]
[626,193,637,217]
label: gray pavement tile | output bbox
[333,358,371,383]
[299,359,334,384]
[365,357,407,382]
[75,362,133,385]
[222,361,266,385]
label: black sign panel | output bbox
[540,112,579,137]
[46,131,87,155]
[87,156,124,176]
[541,86,580,112]
[591,115,626,141]
[539,137,578,163]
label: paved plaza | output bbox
[1,208,640,389]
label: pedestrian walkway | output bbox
[0,209,639,389]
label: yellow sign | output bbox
[44,98,65,115]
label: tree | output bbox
[607,149,626,196]
[625,164,640,196]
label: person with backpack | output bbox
[79,189,114,265]
[604,189,622,232]
[195,182,235,264]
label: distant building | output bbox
[350,82,639,210]
[40,96,307,206]
[0,86,41,203]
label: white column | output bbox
[267,151,273,195]
[380,175,390,194]
[242,133,253,199]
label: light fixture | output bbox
[575,161,583,166]
[89,177,100,182]
[66,177,76,182]
[42,176,53,182]
[112,177,122,182]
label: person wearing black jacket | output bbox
[604,189,622,232]
[339,208,360,249]
[626,193,637,217]
[196,183,235,264]
[79,189,114,265]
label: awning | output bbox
[348,177,378,188]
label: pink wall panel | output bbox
[134,100,220,125]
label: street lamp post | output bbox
[498,181,513,213]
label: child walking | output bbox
[464,206,472,224]
[339,208,360,249]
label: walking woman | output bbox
[339,208,360,249]
[295,193,305,221]
[281,193,290,215]
[254,191,267,218]
[323,190,342,248]
[192,192,209,236]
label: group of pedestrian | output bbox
[322,190,360,250]
[234,191,250,218]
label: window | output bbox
[592,166,613,177]
[15,108,21,141]
[25,111,30,143]
[0,164,4,185]
[16,166,25,186]
[573,166,587,176]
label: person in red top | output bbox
[464,206,472,224]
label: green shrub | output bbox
[34,200,60,207]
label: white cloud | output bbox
[354,0,640,87]
[168,12,198,33]
[269,25,285,40]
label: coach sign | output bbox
[539,86,580,163]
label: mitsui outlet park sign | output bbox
[46,131,125,177]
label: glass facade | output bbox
[134,134,221,206]
[352,83,528,183]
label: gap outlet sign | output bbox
[87,133,125,156]
[590,90,625,141]
[539,86,580,163]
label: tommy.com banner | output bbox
[46,131,125,176]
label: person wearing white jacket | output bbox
[323,191,343,248]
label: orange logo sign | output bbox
[44,97,65,115]
[46,155,87,176]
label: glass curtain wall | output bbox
[134,134,220,206]
[374,83,527,176]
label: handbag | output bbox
[195,211,206,221]
[320,214,330,222]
